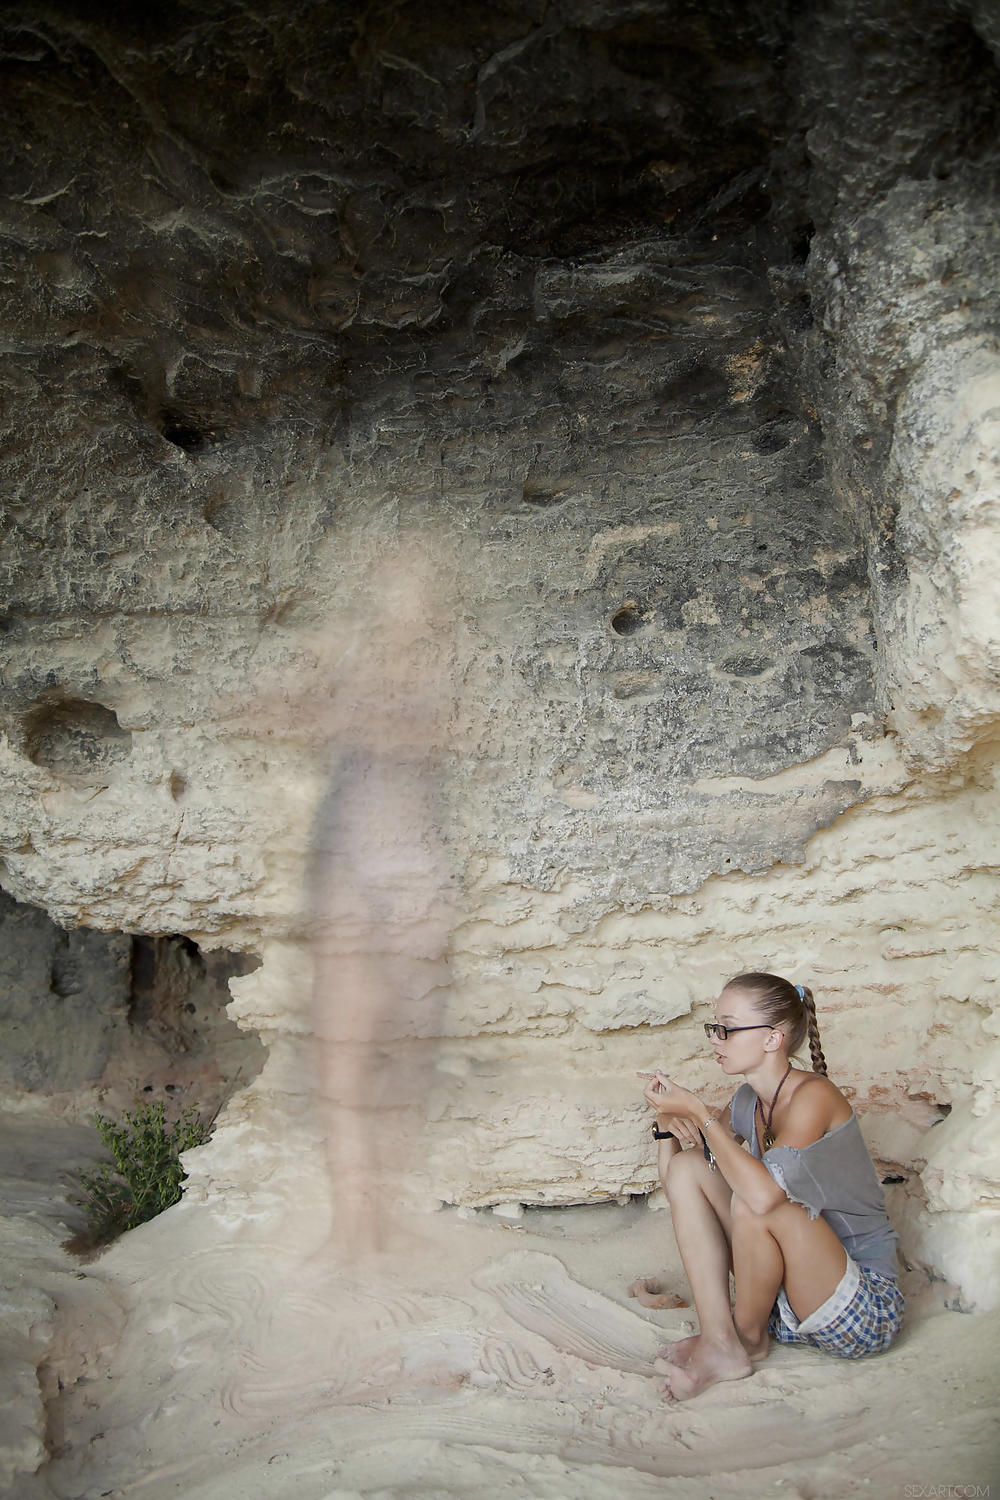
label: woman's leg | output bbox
[628,1138,690,1308]
[653,1149,755,1397]
[664,1148,737,1335]
[730,1194,848,1353]
[658,1175,852,1401]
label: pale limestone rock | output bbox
[883,345,1000,769]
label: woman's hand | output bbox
[641,1072,705,1147]
[653,1113,704,1148]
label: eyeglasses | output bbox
[703,1022,774,1042]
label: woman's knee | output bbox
[664,1145,712,1199]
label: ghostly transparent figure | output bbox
[306,539,460,1254]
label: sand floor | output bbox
[2,1114,998,1500]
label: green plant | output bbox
[74,1099,209,1246]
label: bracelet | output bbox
[701,1115,725,1171]
[651,1125,675,1140]
[698,1128,718,1173]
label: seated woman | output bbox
[639,971,903,1401]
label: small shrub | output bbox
[72,1099,209,1247]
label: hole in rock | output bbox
[0,889,266,1124]
[515,1198,648,1240]
[208,165,240,194]
[161,414,209,453]
[752,424,793,454]
[522,477,569,507]
[202,492,241,537]
[610,601,645,636]
[792,220,815,261]
[719,653,774,677]
[23,697,132,779]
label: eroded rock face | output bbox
[0,0,879,924]
[0,891,265,1112]
[0,0,998,1308]
[0,892,132,1093]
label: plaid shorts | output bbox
[768,1256,904,1359]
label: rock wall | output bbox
[0,892,132,1094]
[0,890,265,1118]
[1,0,999,1305]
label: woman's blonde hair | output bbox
[724,972,827,1075]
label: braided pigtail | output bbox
[798,985,827,1076]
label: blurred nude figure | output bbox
[306,537,461,1255]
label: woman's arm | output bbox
[698,1111,786,1215]
[642,1079,746,1149]
[644,1072,836,1215]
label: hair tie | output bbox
[794,984,805,1000]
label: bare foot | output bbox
[656,1332,701,1367]
[660,1330,769,1371]
[626,1276,688,1310]
[654,1338,754,1402]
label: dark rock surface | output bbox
[0,891,132,1091]
[0,890,264,1104]
[0,0,998,922]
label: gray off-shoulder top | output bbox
[730,1082,900,1280]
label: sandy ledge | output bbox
[2,1115,998,1500]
